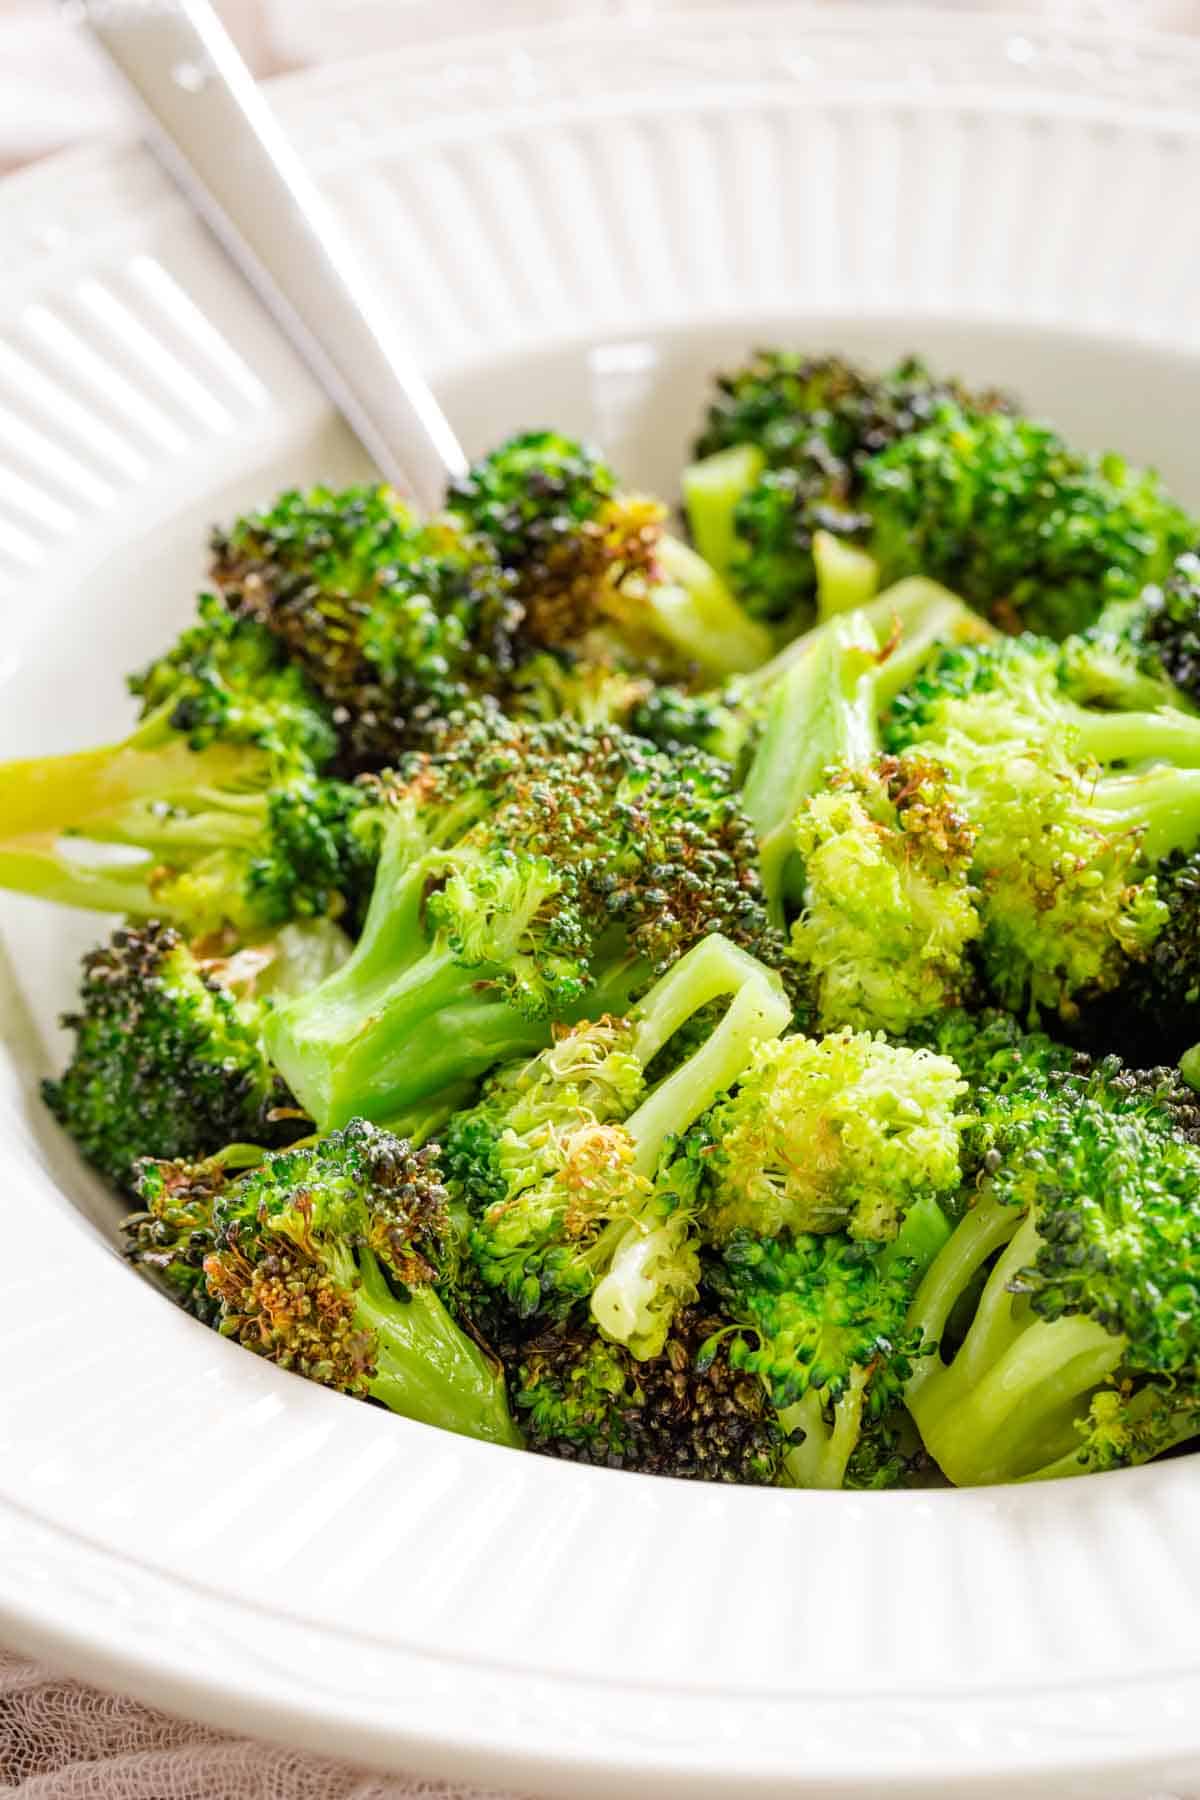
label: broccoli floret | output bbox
[122,1143,264,1320]
[865,409,1194,640]
[200,1120,520,1446]
[266,711,781,1132]
[698,1030,966,1245]
[212,486,524,768]
[790,751,981,1034]
[886,635,1200,1020]
[906,1059,1200,1484]
[447,933,790,1343]
[129,591,338,765]
[42,923,306,1190]
[0,593,372,937]
[686,352,1009,630]
[512,1306,786,1482]
[448,432,770,679]
[707,1204,947,1488]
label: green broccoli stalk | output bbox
[1023,1381,1200,1481]
[448,932,790,1345]
[697,1029,966,1246]
[741,609,881,917]
[790,751,982,1035]
[43,923,308,1190]
[512,1305,787,1482]
[266,711,779,1131]
[906,1060,1200,1485]
[0,597,372,938]
[447,430,770,680]
[201,1120,521,1447]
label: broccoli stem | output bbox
[745,576,991,703]
[742,609,881,918]
[781,1369,869,1490]
[0,718,275,917]
[269,941,549,1130]
[1071,706,1200,769]
[624,939,791,1176]
[924,1319,1123,1486]
[356,1248,522,1447]
[906,1188,1025,1397]
[681,445,765,578]
[907,1204,1126,1485]
[813,530,880,619]
[649,537,772,675]
[1021,1396,1200,1482]
[884,1191,953,1276]
[0,844,161,916]
[1095,766,1200,865]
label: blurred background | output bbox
[2,0,1198,177]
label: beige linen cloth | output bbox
[0,1650,527,1799]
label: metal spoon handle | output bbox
[69,0,467,511]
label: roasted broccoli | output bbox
[790,751,981,1035]
[211,485,526,767]
[865,408,1194,641]
[708,1215,944,1489]
[43,923,307,1189]
[512,1305,786,1482]
[0,595,372,937]
[906,1056,1200,1484]
[448,431,770,681]
[697,1029,966,1245]
[25,366,1200,1493]
[886,634,1200,1020]
[266,710,780,1130]
[198,1119,520,1445]
[684,352,1010,631]
[448,933,789,1345]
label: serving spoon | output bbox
[65,0,467,513]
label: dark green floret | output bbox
[201,1119,520,1445]
[708,1224,939,1489]
[864,409,1193,640]
[512,1306,786,1482]
[266,710,779,1131]
[212,485,523,767]
[448,431,769,680]
[43,922,306,1190]
[686,353,1010,630]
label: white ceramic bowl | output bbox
[2,8,1200,1796]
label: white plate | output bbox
[2,8,1200,1796]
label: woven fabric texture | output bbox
[0,1652,528,1800]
